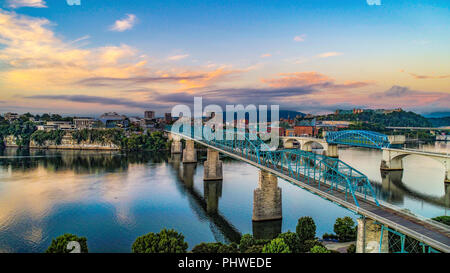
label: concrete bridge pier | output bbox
[356,217,389,253]
[171,135,182,154]
[445,166,449,184]
[204,179,222,214]
[204,148,223,181]
[380,150,403,171]
[183,139,197,163]
[326,144,339,158]
[253,170,282,222]
[302,144,312,152]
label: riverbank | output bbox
[2,129,169,151]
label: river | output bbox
[0,142,448,253]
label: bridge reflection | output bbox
[168,153,283,244]
[372,170,450,208]
[168,154,242,243]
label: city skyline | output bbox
[0,0,449,116]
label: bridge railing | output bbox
[166,125,379,207]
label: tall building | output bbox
[73,118,94,129]
[144,111,155,119]
[165,113,172,123]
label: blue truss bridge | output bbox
[325,130,391,149]
[166,125,450,253]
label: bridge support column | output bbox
[204,180,222,214]
[302,144,312,152]
[326,144,339,158]
[171,139,182,154]
[356,218,389,253]
[204,148,223,181]
[253,170,282,222]
[183,139,197,163]
[380,149,403,171]
[445,161,449,184]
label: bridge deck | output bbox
[176,134,450,252]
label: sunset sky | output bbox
[0,0,449,116]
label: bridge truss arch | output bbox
[326,130,391,149]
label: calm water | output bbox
[0,142,448,253]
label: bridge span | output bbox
[166,128,450,253]
[381,148,449,184]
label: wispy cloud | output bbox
[369,85,450,109]
[262,72,371,90]
[110,14,137,32]
[167,54,190,61]
[293,34,306,42]
[316,52,343,58]
[25,95,154,109]
[408,72,450,80]
[260,53,272,58]
[76,75,206,87]
[6,0,46,8]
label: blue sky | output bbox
[0,0,449,115]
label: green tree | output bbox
[218,243,239,253]
[238,234,270,253]
[239,234,256,253]
[132,229,188,253]
[262,238,291,253]
[432,216,450,226]
[277,232,302,253]
[310,245,331,253]
[244,245,264,253]
[296,216,316,242]
[45,234,88,253]
[333,217,357,242]
[191,242,238,253]
[347,244,356,253]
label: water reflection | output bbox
[338,142,449,218]
[168,153,241,243]
[1,143,446,253]
[252,220,282,240]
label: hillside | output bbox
[317,110,431,127]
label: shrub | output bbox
[239,234,271,253]
[132,229,188,253]
[347,244,356,253]
[244,245,264,253]
[304,239,324,252]
[239,234,255,253]
[45,234,88,253]
[191,242,223,253]
[296,216,316,242]
[218,243,239,253]
[191,242,239,253]
[333,217,357,242]
[277,232,302,253]
[262,238,291,253]
[432,216,450,226]
[310,245,331,253]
